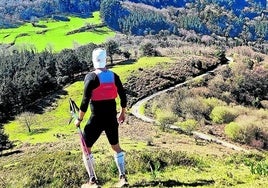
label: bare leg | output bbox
[111,143,122,153]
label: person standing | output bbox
[74,48,128,187]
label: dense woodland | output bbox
[1,0,268,41]
[1,0,268,151]
[100,0,268,40]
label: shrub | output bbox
[126,150,204,175]
[190,77,206,87]
[225,118,267,146]
[208,74,231,96]
[15,151,84,188]
[16,111,36,133]
[179,97,210,121]
[202,97,227,111]
[176,119,198,133]
[156,110,178,126]
[150,93,171,114]
[249,161,268,176]
[210,106,238,124]
[0,123,13,154]
[140,42,160,57]
[224,122,241,141]
[150,93,179,126]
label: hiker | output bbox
[74,48,128,187]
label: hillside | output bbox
[2,115,267,187]
[1,1,268,187]
[1,41,268,187]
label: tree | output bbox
[17,112,36,133]
[104,40,120,65]
[75,43,98,69]
[56,49,80,84]
[122,51,131,60]
[100,0,129,31]
[140,42,159,56]
[0,123,13,155]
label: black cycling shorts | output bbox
[83,115,119,147]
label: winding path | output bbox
[131,58,249,153]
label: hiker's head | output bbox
[92,48,106,69]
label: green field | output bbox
[0,12,115,52]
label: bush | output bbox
[179,97,210,121]
[249,161,268,176]
[8,151,85,188]
[176,119,198,133]
[224,122,241,141]
[210,106,238,124]
[225,119,267,146]
[150,94,178,126]
[126,150,204,174]
[0,124,13,154]
[156,110,178,126]
[140,43,160,57]
[202,97,227,111]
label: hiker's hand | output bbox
[118,113,125,124]
[118,108,126,124]
[74,119,82,127]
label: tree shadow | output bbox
[116,59,136,66]
[92,28,111,35]
[130,179,215,187]
[27,89,68,114]
[0,150,22,157]
[30,128,49,134]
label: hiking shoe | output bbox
[89,176,97,184]
[113,175,129,188]
[81,177,100,188]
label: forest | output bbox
[100,0,268,40]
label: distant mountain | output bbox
[100,0,268,41]
[0,0,267,41]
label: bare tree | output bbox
[17,112,36,133]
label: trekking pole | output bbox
[68,98,97,180]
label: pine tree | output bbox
[0,124,13,155]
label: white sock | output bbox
[82,153,95,179]
[114,151,126,177]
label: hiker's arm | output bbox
[75,73,99,126]
[114,73,127,109]
[80,73,98,112]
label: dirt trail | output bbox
[130,58,249,153]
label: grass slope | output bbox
[0,12,115,52]
[2,54,268,187]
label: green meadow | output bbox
[0,12,115,52]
